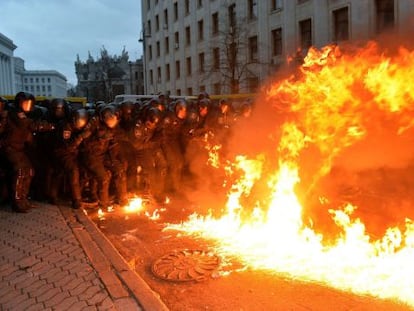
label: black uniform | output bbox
[49,109,89,209]
[1,92,54,212]
[79,107,127,208]
[129,108,166,201]
[156,100,187,195]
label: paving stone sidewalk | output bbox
[0,202,169,311]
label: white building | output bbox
[0,32,68,98]
[20,67,67,98]
[0,33,17,95]
[141,0,414,96]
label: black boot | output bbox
[12,172,30,213]
[71,199,82,209]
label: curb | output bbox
[59,206,169,311]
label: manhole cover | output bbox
[152,249,220,282]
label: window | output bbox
[174,32,179,48]
[176,89,181,96]
[147,20,152,35]
[187,87,193,95]
[174,2,178,21]
[150,70,153,84]
[212,12,219,35]
[47,78,50,83]
[164,9,168,29]
[147,0,150,10]
[228,3,236,27]
[156,15,160,31]
[249,36,258,61]
[185,0,190,15]
[148,45,153,60]
[166,64,170,81]
[156,41,160,57]
[198,0,203,8]
[272,27,282,56]
[176,60,180,78]
[248,0,257,20]
[41,77,45,83]
[157,67,161,83]
[185,26,191,45]
[213,82,221,94]
[271,0,283,11]
[333,7,349,42]
[186,57,192,75]
[200,85,206,92]
[199,52,205,72]
[375,0,394,33]
[198,20,204,41]
[299,18,312,49]
[213,48,220,69]
[165,37,170,54]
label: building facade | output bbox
[0,33,17,95]
[141,0,414,96]
[75,48,144,103]
[16,58,68,98]
[1,32,68,98]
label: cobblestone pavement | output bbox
[0,202,169,311]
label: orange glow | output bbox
[124,196,144,213]
[166,42,414,307]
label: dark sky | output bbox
[1,0,143,86]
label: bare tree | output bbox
[200,4,263,94]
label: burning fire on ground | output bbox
[164,41,414,307]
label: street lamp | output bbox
[139,26,151,95]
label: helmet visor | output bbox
[20,99,34,112]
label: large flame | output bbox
[167,41,414,307]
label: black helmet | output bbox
[120,100,134,118]
[198,91,210,101]
[15,92,35,113]
[85,102,95,110]
[174,99,187,119]
[71,108,89,130]
[219,98,232,113]
[149,98,165,112]
[99,105,119,129]
[49,98,69,120]
[198,98,210,109]
[145,108,162,129]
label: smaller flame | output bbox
[145,208,166,220]
[97,208,105,220]
[124,197,144,213]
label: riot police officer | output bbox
[129,107,166,201]
[79,105,127,209]
[49,108,90,209]
[1,92,54,212]
[156,99,188,196]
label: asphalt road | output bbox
[86,200,414,311]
